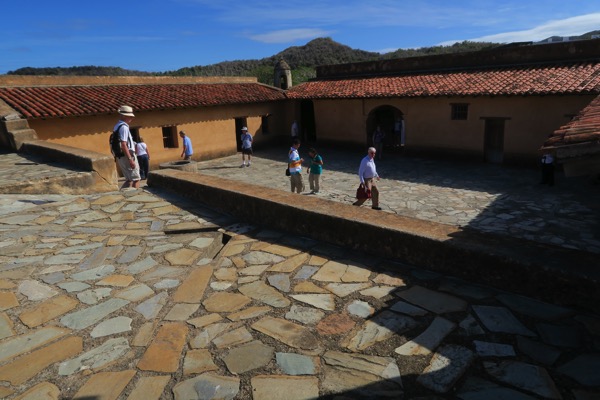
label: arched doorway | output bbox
[366,105,404,151]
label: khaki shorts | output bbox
[117,154,141,182]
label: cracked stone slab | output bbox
[252,316,319,350]
[472,305,536,336]
[417,345,475,393]
[344,311,416,352]
[395,316,456,356]
[484,361,561,399]
[322,350,402,398]
[173,373,240,400]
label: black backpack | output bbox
[110,123,125,158]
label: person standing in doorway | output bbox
[540,148,555,186]
[114,105,141,189]
[288,138,304,193]
[394,117,405,148]
[353,147,382,210]
[372,125,385,160]
[307,147,323,193]
[136,136,150,180]
[291,120,299,140]
[240,126,253,167]
[180,131,193,160]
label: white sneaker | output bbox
[240,163,246,168]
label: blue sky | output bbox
[1,0,599,74]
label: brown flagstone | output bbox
[0,387,13,398]
[96,274,135,287]
[183,349,219,375]
[203,292,252,312]
[0,291,19,311]
[138,322,188,372]
[317,313,357,335]
[172,265,213,303]
[127,375,171,400]
[165,248,201,266]
[187,313,223,328]
[262,244,301,257]
[227,306,271,321]
[293,281,328,293]
[18,294,79,328]
[73,370,136,400]
[251,375,320,400]
[0,336,82,385]
[252,316,319,350]
[13,382,59,400]
[0,312,15,339]
[132,322,157,347]
[268,252,309,273]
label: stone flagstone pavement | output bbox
[0,188,599,399]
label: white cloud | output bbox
[466,12,600,43]
[249,28,332,44]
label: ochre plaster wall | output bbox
[29,102,289,170]
[312,95,594,162]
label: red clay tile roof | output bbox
[287,62,600,99]
[0,83,286,119]
[544,94,600,152]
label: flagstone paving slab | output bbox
[395,316,456,356]
[251,375,320,400]
[127,375,171,400]
[252,316,320,350]
[0,326,70,364]
[484,360,562,399]
[398,285,468,314]
[222,340,274,374]
[58,337,130,375]
[18,294,78,328]
[173,373,240,400]
[73,369,136,400]
[172,266,213,303]
[138,322,188,372]
[322,350,403,398]
[417,345,475,393]
[0,336,82,385]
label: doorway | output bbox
[234,118,247,151]
[300,100,316,143]
[366,105,404,149]
[483,118,506,163]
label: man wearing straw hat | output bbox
[114,105,141,189]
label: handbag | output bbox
[285,167,291,176]
[356,183,371,199]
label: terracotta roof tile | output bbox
[545,94,600,149]
[287,63,600,99]
[0,83,286,119]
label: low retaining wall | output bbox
[21,140,118,192]
[148,168,599,311]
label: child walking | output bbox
[307,148,323,193]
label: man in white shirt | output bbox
[353,147,382,210]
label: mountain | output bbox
[6,32,599,85]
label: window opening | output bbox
[451,103,469,120]
[162,126,178,148]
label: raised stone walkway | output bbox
[0,148,598,399]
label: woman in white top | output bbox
[136,137,150,180]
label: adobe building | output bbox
[287,39,600,166]
[0,75,289,170]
